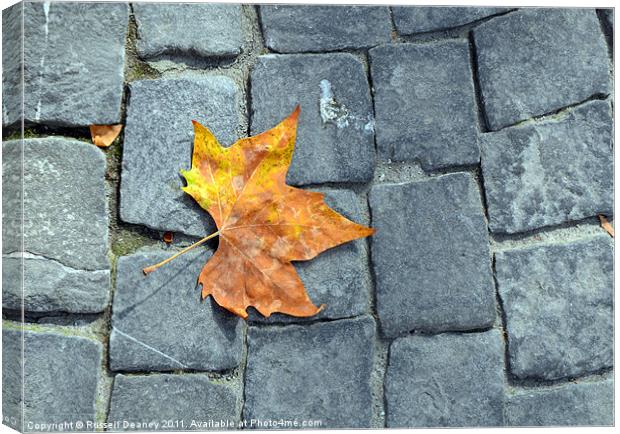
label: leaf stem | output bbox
[142,230,220,275]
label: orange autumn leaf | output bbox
[599,215,614,238]
[90,124,122,148]
[174,106,373,319]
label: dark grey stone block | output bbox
[3,2,128,127]
[108,374,241,430]
[120,76,241,238]
[505,379,614,426]
[259,5,391,52]
[392,6,511,34]
[2,327,102,431]
[386,330,504,427]
[133,3,242,60]
[245,316,375,428]
[473,8,611,130]
[2,3,22,127]
[247,189,371,323]
[496,235,613,381]
[369,173,495,338]
[370,41,479,169]
[2,138,110,314]
[250,53,375,185]
[110,248,244,372]
[481,100,613,234]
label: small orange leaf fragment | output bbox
[90,124,122,148]
[598,215,614,238]
[163,232,173,244]
[180,105,374,319]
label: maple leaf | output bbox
[143,106,374,319]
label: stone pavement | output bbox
[2,3,614,430]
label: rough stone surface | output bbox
[2,328,103,431]
[370,173,495,338]
[473,9,611,130]
[370,41,479,169]
[481,100,613,234]
[496,235,613,381]
[2,3,22,127]
[248,189,371,323]
[108,374,241,430]
[120,76,241,237]
[133,3,242,60]
[251,53,375,185]
[386,330,504,427]
[245,316,375,428]
[259,5,391,52]
[3,2,128,127]
[110,248,244,372]
[505,379,614,426]
[2,138,110,314]
[392,6,511,34]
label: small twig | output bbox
[143,230,220,275]
[598,215,614,238]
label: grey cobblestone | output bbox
[2,2,128,127]
[481,100,613,234]
[133,3,242,60]
[2,138,109,313]
[473,8,611,130]
[370,41,479,169]
[3,328,102,431]
[259,5,391,53]
[250,53,375,185]
[108,374,241,430]
[505,379,613,426]
[392,6,511,34]
[370,173,495,338]
[386,330,504,427]
[120,76,241,238]
[245,316,375,428]
[110,249,244,372]
[496,235,613,381]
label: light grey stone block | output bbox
[120,76,241,237]
[245,316,375,428]
[386,330,504,427]
[481,100,613,234]
[110,248,244,372]
[370,41,479,169]
[473,8,611,130]
[370,173,495,337]
[260,5,391,52]
[496,235,613,380]
[250,53,375,185]
[133,3,242,60]
[108,374,241,430]
[392,6,511,34]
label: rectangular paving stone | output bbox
[473,8,611,130]
[3,327,103,432]
[369,173,495,338]
[392,6,511,34]
[481,100,613,234]
[259,5,391,53]
[2,138,110,314]
[386,330,504,427]
[251,53,375,185]
[370,41,480,170]
[245,316,375,428]
[133,3,242,60]
[120,76,241,238]
[495,235,613,381]
[110,248,244,372]
[3,2,128,127]
[108,373,241,430]
[247,189,371,323]
[505,379,613,426]
[2,3,22,127]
